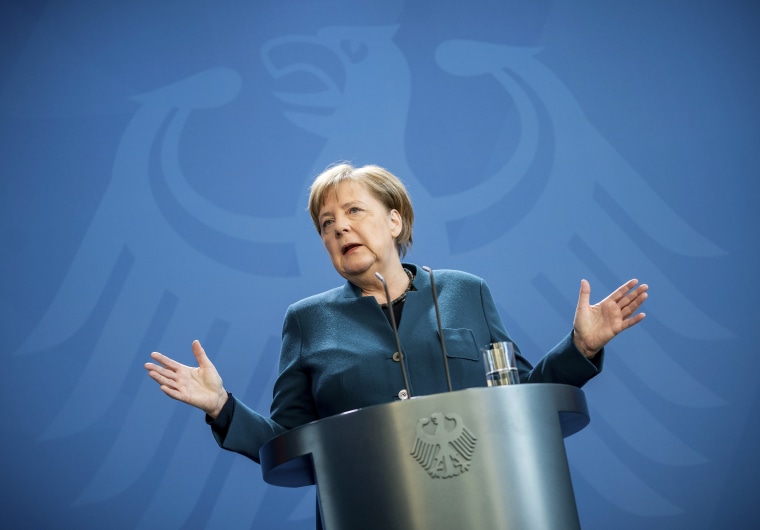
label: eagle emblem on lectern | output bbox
[411,412,477,479]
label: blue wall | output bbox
[2,1,758,528]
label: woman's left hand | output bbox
[572,279,648,358]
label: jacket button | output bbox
[398,389,409,400]
[392,351,401,362]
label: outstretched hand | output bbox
[144,340,228,419]
[572,279,648,358]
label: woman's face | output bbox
[318,181,402,282]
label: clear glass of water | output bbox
[482,341,520,386]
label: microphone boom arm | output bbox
[375,272,412,399]
[423,266,453,392]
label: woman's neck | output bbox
[355,263,410,304]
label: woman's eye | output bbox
[322,219,333,229]
[349,207,361,214]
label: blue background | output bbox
[2,1,759,528]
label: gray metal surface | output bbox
[260,384,589,529]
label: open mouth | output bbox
[342,243,361,255]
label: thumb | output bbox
[577,279,591,310]
[192,339,210,367]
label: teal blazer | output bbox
[212,264,602,462]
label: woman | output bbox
[145,162,648,464]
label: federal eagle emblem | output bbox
[411,412,477,479]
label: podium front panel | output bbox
[261,384,589,529]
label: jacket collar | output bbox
[340,263,430,299]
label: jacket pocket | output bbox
[441,328,479,361]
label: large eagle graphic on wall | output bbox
[16,24,729,526]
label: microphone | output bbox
[375,272,412,399]
[422,266,453,392]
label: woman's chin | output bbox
[339,257,377,278]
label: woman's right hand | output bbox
[145,340,228,419]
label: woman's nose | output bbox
[333,217,349,235]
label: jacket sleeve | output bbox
[269,304,320,427]
[525,331,604,387]
[479,278,603,387]
[207,394,285,464]
[206,304,319,464]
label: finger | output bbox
[577,279,591,309]
[192,339,211,367]
[610,279,639,302]
[158,384,183,401]
[144,362,164,373]
[621,311,647,330]
[619,285,649,313]
[147,368,180,391]
[145,358,187,386]
[150,351,181,370]
[630,289,649,307]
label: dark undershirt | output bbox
[379,292,407,326]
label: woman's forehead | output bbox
[319,180,376,209]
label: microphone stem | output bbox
[375,272,412,398]
[423,266,453,392]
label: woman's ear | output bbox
[389,209,402,238]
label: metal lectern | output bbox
[260,384,589,529]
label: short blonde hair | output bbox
[308,163,414,257]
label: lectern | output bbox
[260,384,589,529]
